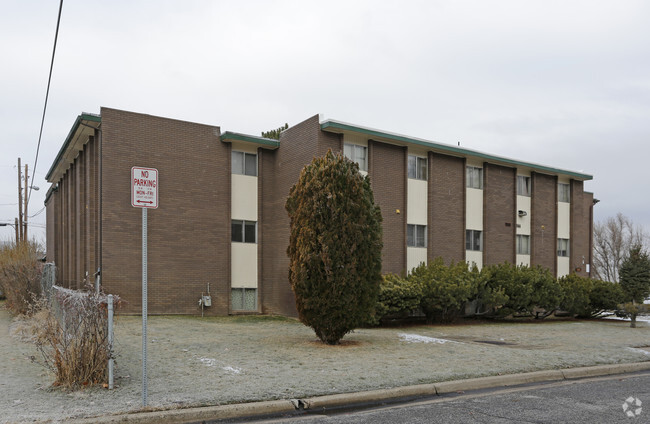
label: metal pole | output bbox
[107,294,114,390]
[142,208,148,407]
[17,158,23,243]
[24,163,28,241]
[95,267,101,295]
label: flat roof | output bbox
[45,113,101,182]
[220,131,280,149]
[321,119,593,181]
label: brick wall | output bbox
[483,163,517,265]
[428,152,465,263]
[46,133,101,288]
[260,115,334,316]
[531,172,557,274]
[100,108,229,315]
[45,189,57,263]
[369,140,406,274]
[75,146,85,288]
[586,191,594,276]
[570,180,591,277]
[484,163,516,265]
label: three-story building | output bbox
[45,108,594,316]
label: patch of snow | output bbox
[199,357,242,374]
[398,333,458,344]
[222,366,242,374]
[604,315,650,323]
[626,347,650,356]
[199,357,217,367]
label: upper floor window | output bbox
[407,224,427,248]
[466,229,482,251]
[557,238,569,257]
[408,155,427,180]
[232,151,257,176]
[558,183,570,203]
[344,143,367,172]
[516,234,530,255]
[466,166,483,189]
[517,176,531,196]
[232,220,257,243]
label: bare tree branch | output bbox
[593,213,648,282]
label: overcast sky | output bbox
[1,0,649,244]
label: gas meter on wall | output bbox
[201,295,212,307]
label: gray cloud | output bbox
[2,0,649,242]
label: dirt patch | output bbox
[473,340,516,346]
[305,339,363,348]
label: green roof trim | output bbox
[45,113,101,181]
[321,120,593,181]
[220,131,280,149]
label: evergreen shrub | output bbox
[286,150,383,344]
[412,258,475,323]
[368,273,421,325]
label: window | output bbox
[466,230,482,251]
[232,151,257,176]
[408,155,427,180]
[466,166,483,189]
[343,143,367,171]
[231,220,257,243]
[516,234,530,255]
[558,183,570,203]
[517,176,531,196]
[557,238,569,257]
[231,288,257,311]
[407,224,427,247]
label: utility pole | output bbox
[14,218,19,245]
[24,163,29,242]
[17,158,23,243]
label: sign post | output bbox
[131,167,158,407]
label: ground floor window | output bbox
[231,288,257,311]
[466,230,482,251]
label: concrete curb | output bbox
[71,400,297,424]
[433,369,565,394]
[69,362,650,424]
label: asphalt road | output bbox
[221,372,650,424]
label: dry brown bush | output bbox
[0,241,43,314]
[21,287,120,389]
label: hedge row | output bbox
[369,259,625,325]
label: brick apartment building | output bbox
[45,107,595,316]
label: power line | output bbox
[29,206,46,219]
[28,0,64,207]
